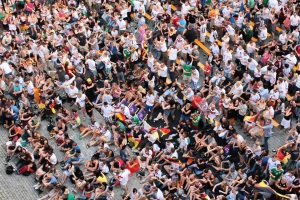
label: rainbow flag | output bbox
[253,181,289,199]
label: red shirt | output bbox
[191,95,202,109]
[204,65,211,75]
[172,16,179,27]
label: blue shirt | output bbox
[264,122,274,137]
[13,84,22,92]
[178,19,186,32]
[260,88,269,100]
[50,176,57,184]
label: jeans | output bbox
[246,163,257,176]
[224,72,231,78]
[237,187,247,200]
[148,44,153,53]
[154,50,161,60]
[188,164,203,175]
[65,157,79,165]
[296,107,300,119]
[285,159,296,170]
[120,149,127,162]
[264,137,270,151]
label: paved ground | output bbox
[0,38,291,200]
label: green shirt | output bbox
[67,194,75,200]
[124,49,131,59]
[183,64,192,77]
[271,167,284,180]
[118,121,126,132]
[191,115,200,126]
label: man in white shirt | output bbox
[167,45,179,67]
[116,17,126,31]
[0,60,12,81]
[118,166,131,195]
[25,79,35,100]
[101,102,114,125]
[284,52,297,69]
[249,89,261,112]
[225,24,235,42]
[191,67,199,91]
[247,58,258,76]
[290,12,300,31]
[145,91,155,119]
[67,83,79,104]
[221,46,231,62]
[158,63,168,86]
[75,92,87,120]
[181,1,191,15]
[259,25,268,44]
[240,51,249,71]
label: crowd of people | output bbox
[2,0,300,199]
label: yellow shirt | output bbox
[97,174,107,183]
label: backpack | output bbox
[6,165,14,175]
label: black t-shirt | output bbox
[116,63,125,73]
[184,29,196,43]
[75,78,83,90]
[291,148,299,160]
[187,14,196,23]
[240,93,251,101]
[133,130,144,140]
[57,70,66,82]
[77,34,87,46]
[235,69,244,79]
[169,99,176,110]
[244,185,253,194]
[63,139,74,149]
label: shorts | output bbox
[145,104,153,112]
[5,72,12,78]
[102,137,109,143]
[104,116,113,123]
[164,110,171,117]
[63,170,71,176]
[159,76,167,83]
[116,72,124,80]
[183,75,192,82]
[91,69,97,76]
[213,97,220,104]
[180,114,190,121]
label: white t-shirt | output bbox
[68,86,78,98]
[0,62,12,74]
[290,15,300,26]
[26,81,34,95]
[169,48,178,60]
[146,94,155,106]
[248,59,258,70]
[119,169,131,185]
[159,65,168,77]
[49,154,58,165]
[181,4,191,15]
[155,189,164,200]
[101,105,114,117]
[268,158,280,171]
[76,94,86,107]
[86,59,96,70]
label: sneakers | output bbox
[34,184,40,190]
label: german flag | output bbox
[116,113,126,122]
[253,181,289,199]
